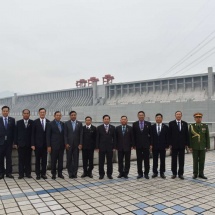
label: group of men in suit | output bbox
[0,106,210,181]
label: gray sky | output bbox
[0,0,215,95]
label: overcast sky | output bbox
[0,0,215,95]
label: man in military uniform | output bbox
[189,113,210,179]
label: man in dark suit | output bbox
[15,109,33,179]
[169,111,189,180]
[46,111,65,180]
[115,116,134,179]
[64,111,83,178]
[151,113,169,179]
[0,106,15,179]
[31,108,50,180]
[81,116,96,178]
[133,111,151,179]
[96,115,116,179]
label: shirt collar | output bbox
[71,120,76,123]
[156,123,162,126]
[40,118,46,122]
[86,124,91,128]
[176,120,181,123]
[104,124,109,127]
[139,120,144,124]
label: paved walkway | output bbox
[0,151,215,215]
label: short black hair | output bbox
[54,111,61,115]
[155,113,163,118]
[69,110,77,115]
[39,108,46,112]
[175,110,182,115]
[121,115,127,119]
[22,109,30,114]
[85,116,92,120]
[138,111,145,115]
[2,106,10,111]
[103,114,110,119]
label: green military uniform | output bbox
[189,119,210,177]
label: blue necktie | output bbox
[4,118,8,129]
[72,121,76,131]
[41,119,45,131]
[57,122,62,132]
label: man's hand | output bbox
[78,144,82,150]
[95,149,99,152]
[169,145,172,149]
[31,146,35,151]
[13,145,18,149]
[189,148,192,152]
[113,149,116,152]
[47,147,51,153]
[65,144,70,150]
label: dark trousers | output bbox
[18,146,32,176]
[192,149,206,176]
[67,147,79,177]
[118,150,131,175]
[99,151,113,176]
[35,147,47,176]
[136,148,150,175]
[0,141,12,175]
[171,148,185,175]
[51,148,64,176]
[82,149,94,174]
[152,149,166,174]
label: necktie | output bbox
[140,122,144,130]
[4,118,8,129]
[105,125,108,133]
[158,124,161,135]
[57,122,62,132]
[177,121,180,131]
[122,126,126,135]
[25,120,28,128]
[41,119,45,131]
[72,121,76,131]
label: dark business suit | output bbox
[31,118,50,176]
[169,120,189,176]
[64,120,83,177]
[82,125,96,175]
[46,120,64,176]
[115,125,133,175]
[133,120,151,176]
[15,119,33,177]
[151,124,169,174]
[0,117,15,176]
[96,124,115,177]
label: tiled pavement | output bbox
[0,151,215,215]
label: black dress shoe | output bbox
[160,174,166,179]
[58,175,65,179]
[88,173,93,178]
[171,175,176,179]
[199,175,208,179]
[81,173,88,178]
[0,175,4,180]
[117,173,123,178]
[99,175,104,180]
[152,173,158,178]
[6,174,14,179]
[73,175,77,178]
[41,175,47,179]
[107,175,113,179]
[36,175,41,180]
[192,174,197,179]
[69,175,72,179]
[52,175,56,180]
[137,174,143,179]
[179,175,184,180]
[144,174,149,179]
[26,175,32,178]
[18,175,24,179]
